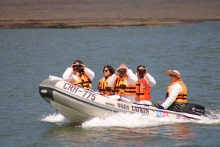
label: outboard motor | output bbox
[185,103,205,116]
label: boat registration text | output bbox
[56,82,96,101]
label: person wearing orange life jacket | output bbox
[108,64,138,101]
[135,65,156,105]
[62,60,95,89]
[97,65,115,95]
[154,70,187,112]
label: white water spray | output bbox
[41,109,220,127]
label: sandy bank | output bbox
[0,0,220,28]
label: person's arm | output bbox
[161,84,182,109]
[145,73,156,87]
[84,67,95,81]
[108,74,118,87]
[127,69,138,84]
[62,67,78,82]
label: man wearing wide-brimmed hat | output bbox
[154,70,188,112]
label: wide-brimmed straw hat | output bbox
[166,70,182,79]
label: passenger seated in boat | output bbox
[135,65,156,106]
[108,64,137,101]
[154,70,187,112]
[97,65,115,95]
[62,60,95,89]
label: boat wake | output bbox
[41,109,220,127]
[82,113,186,128]
[204,109,220,124]
[41,113,70,126]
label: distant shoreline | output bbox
[0,19,219,29]
[1,0,220,29]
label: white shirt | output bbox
[162,83,182,109]
[144,73,156,88]
[62,67,95,83]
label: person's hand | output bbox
[71,64,74,68]
[80,64,85,70]
[115,68,121,76]
[158,105,164,109]
[71,64,77,73]
[124,68,128,76]
[71,64,79,69]
[116,68,127,76]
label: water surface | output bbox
[0,21,220,147]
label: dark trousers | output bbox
[153,102,186,112]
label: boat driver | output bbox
[62,60,95,89]
[154,70,187,112]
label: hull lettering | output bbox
[131,106,149,114]
[117,103,129,110]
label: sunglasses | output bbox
[103,70,109,72]
[170,75,176,78]
[137,69,146,72]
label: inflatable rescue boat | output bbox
[39,76,208,124]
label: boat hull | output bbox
[39,78,208,124]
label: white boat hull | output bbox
[39,77,208,124]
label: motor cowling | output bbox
[185,103,205,116]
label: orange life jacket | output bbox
[70,72,92,88]
[97,77,112,95]
[113,76,136,96]
[135,78,151,101]
[166,81,187,103]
